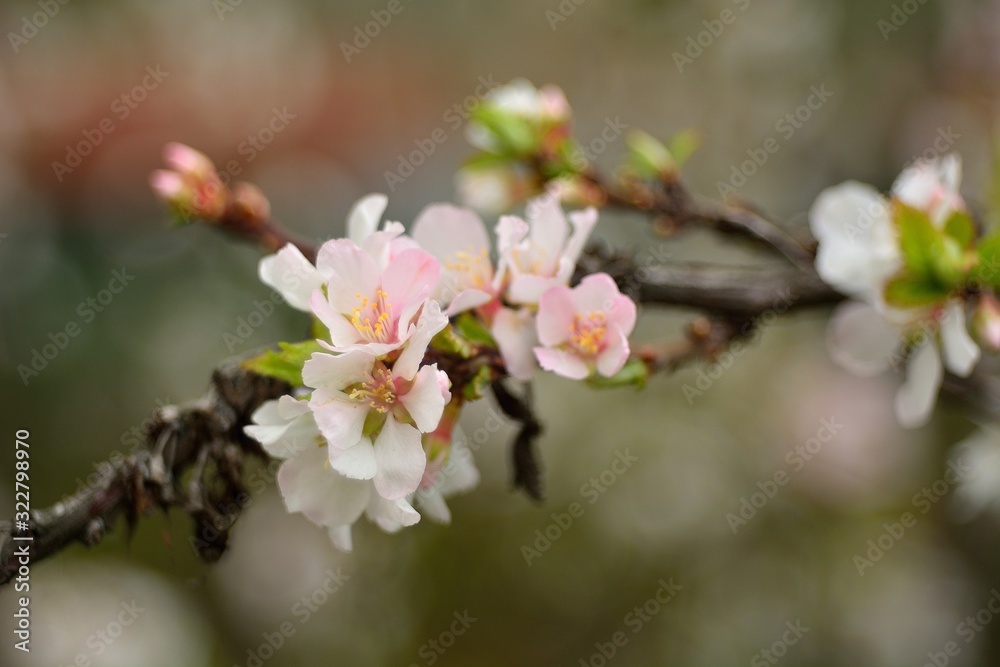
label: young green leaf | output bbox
[243,340,324,386]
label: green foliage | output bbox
[585,358,649,391]
[243,340,324,386]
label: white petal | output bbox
[444,288,493,316]
[258,245,323,312]
[245,397,318,460]
[894,341,943,428]
[276,445,369,528]
[309,390,368,450]
[330,438,377,479]
[535,346,591,380]
[491,307,539,381]
[302,349,376,391]
[415,486,451,524]
[560,206,598,270]
[400,366,449,432]
[941,300,980,377]
[347,193,389,244]
[327,525,354,552]
[365,495,420,531]
[393,300,448,381]
[373,417,427,500]
[826,301,899,377]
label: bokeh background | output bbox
[2,0,1000,665]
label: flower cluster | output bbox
[244,191,638,548]
[810,154,999,427]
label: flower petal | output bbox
[258,244,323,312]
[245,396,317,459]
[372,417,427,500]
[894,341,943,428]
[526,195,568,275]
[826,301,899,377]
[315,239,381,313]
[276,445,369,528]
[559,207,598,273]
[411,204,491,266]
[444,288,494,316]
[327,525,353,552]
[330,438,377,480]
[534,346,591,380]
[492,306,539,381]
[393,300,448,381]
[365,494,420,531]
[535,285,575,346]
[347,193,389,244]
[596,326,630,377]
[302,349,376,391]
[941,300,980,377]
[309,390,368,450]
[399,365,449,432]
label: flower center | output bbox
[348,363,397,413]
[351,288,393,343]
[570,311,607,356]
[445,247,491,288]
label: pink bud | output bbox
[163,142,216,177]
[232,182,271,220]
[975,295,1000,351]
[148,170,185,201]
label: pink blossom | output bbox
[533,273,637,380]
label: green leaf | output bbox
[894,202,940,280]
[883,274,950,308]
[929,235,966,288]
[666,129,701,170]
[462,364,494,401]
[977,231,1000,289]
[626,129,674,178]
[585,358,649,391]
[943,210,976,248]
[470,106,537,156]
[454,312,497,347]
[431,324,475,359]
[243,340,323,387]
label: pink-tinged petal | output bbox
[360,222,405,269]
[164,142,215,175]
[149,170,184,199]
[381,248,440,316]
[492,307,539,381]
[365,495,420,531]
[330,438,377,480]
[526,195,568,273]
[245,397,317,459]
[258,244,324,312]
[277,445,369,528]
[826,301,899,377]
[416,487,451,524]
[569,273,623,314]
[561,207,598,268]
[327,525,353,552]
[607,294,637,336]
[347,193,388,244]
[372,417,426,500]
[507,273,561,305]
[411,204,491,264]
[495,215,529,258]
[534,346,591,380]
[536,285,575,346]
[444,288,493,316]
[894,341,943,428]
[941,300,980,377]
[301,349,375,392]
[393,300,449,381]
[400,366,450,432]
[308,289,363,348]
[309,390,367,450]
[596,326,630,377]
[893,155,964,225]
[315,239,381,312]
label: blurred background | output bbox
[2,0,1000,665]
